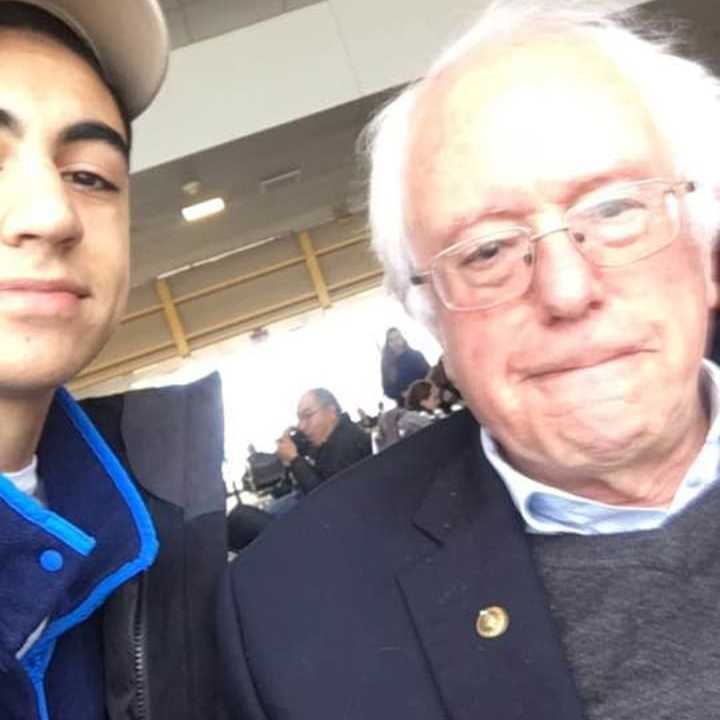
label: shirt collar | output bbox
[4,456,39,499]
[481,359,720,535]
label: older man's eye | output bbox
[460,239,516,268]
[592,198,644,220]
[63,170,119,192]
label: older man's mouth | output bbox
[523,346,651,381]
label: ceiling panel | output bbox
[159,0,324,49]
[283,0,321,10]
[131,0,720,291]
[183,0,284,43]
[161,7,192,47]
[636,0,720,76]
[128,89,396,286]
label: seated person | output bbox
[427,356,463,412]
[405,379,441,414]
[276,388,371,493]
[375,380,439,451]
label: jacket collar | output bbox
[0,389,158,717]
[29,388,157,653]
[397,421,586,720]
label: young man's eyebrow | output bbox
[61,121,130,162]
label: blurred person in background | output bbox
[276,388,371,494]
[375,379,441,451]
[427,356,464,412]
[381,326,431,404]
[405,378,442,415]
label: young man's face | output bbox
[0,29,130,394]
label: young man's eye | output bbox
[63,170,118,192]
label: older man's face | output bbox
[297,392,338,448]
[406,38,715,479]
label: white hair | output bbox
[363,0,720,325]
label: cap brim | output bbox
[8,0,169,119]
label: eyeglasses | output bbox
[410,179,696,311]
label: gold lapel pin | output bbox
[475,605,509,639]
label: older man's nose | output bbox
[531,229,604,322]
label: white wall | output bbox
[133,0,482,171]
[133,0,650,172]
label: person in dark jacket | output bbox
[276,388,372,493]
[0,3,225,718]
[381,327,431,404]
[219,2,720,718]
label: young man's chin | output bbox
[0,364,81,397]
[0,337,106,395]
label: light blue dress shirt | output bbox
[481,359,720,535]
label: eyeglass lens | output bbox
[433,181,680,310]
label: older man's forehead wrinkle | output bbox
[421,159,661,250]
[407,46,671,248]
[436,202,532,247]
[533,162,664,208]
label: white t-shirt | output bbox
[4,455,44,505]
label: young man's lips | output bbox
[0,278,90,296]
[0,279,90,316]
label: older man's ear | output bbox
[710,242,720,309]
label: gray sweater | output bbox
[530,480,720,720]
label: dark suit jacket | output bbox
[82,373,228,720]
[219,409,586,720]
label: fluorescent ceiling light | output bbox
[181,197,225,222]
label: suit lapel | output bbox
[397,434,586,720]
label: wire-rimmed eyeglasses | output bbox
[409,179,696,312]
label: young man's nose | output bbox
[0,160,82,249]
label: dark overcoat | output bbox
[219,409,586,720]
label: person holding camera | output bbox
[276,388,371,494]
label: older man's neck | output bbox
[0,391,53,474]
[575,423,706,507]
[509,404,710,508]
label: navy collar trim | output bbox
[34,388,158,642]
[14,388,158,716]
[0,473,95,556]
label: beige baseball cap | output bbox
[5,0,170,119]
